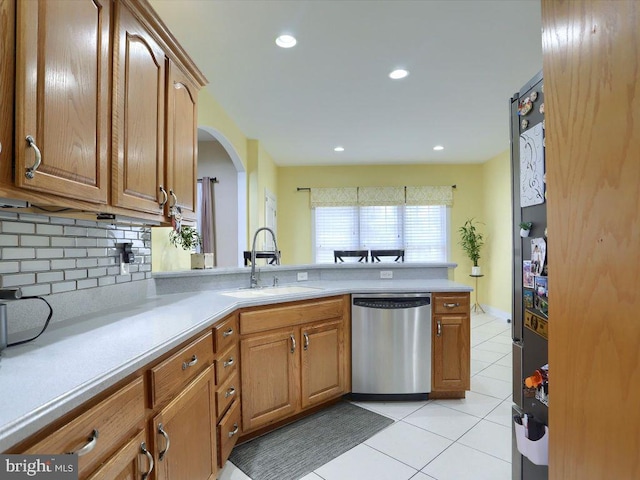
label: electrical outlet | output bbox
[297,272,308,281]
[120,263,130,275]
[380,270,393,279]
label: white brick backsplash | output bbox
[37,271,65,283]
[0,235,19,246]
[36,248,65,259]
[3,247,36,259]
[50,259,76,270]
[21,260,51,272]
[77,278,98,289]
[51,281,77,293]
[3,222,35,234]
[0,213,151,297]
[65,269,88,280]
[1,273,36,287]
[21,235,50,247]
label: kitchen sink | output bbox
[219,285,323,298]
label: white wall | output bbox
[197,140,240,267]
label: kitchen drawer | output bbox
[240,297,344,334]
[217,399,241,467]
[216,369,239,420]
[214,313,239,353]
[23,377,145,479]
[215,342,238,385]
[433,293,470,315]
[150,331,213,407]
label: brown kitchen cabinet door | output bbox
[14,0,110,203]
[432,313,470,392]
[165,61,198,222]
[240,328,299,431]
[300,319,345,409]
[112,0,166,215]
[152,366,217,480]
[85,430,153,480]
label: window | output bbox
[313,205,449,263]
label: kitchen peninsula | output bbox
[0,263,471,478]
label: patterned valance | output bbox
[405,186,454,206]
[310,187,358,207]
[357,186,405,206]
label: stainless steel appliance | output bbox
[510,70,549,480]
[351,293,431,399]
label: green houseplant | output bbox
[458,218,484,275]
[169,226,213,269]
[519,221,533,237]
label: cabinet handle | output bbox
[169,189,178,208]
[223,357,234,368]
[290,334,296,353]
[140,442,154,480]
[25,135,42,179]
[67,429,98,456]
[437,320,442,337]
[157,423,170,460]
[159,186,168,208]
[303,332,309,350]
[443,302,460,308]
[225,386,236,398]
[228,423,239,438]
[222,328,234,338]
[182,354,198,370]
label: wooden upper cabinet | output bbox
[166,61,198,222]
[112,0,165,215]
[14,0,110,203]
[0,0,15,190]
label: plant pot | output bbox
[520,228,531,237]
[471,266,482,276]
[191,253,214,269]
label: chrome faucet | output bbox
[250,227,280,288]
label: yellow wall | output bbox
[480,150,513,314]
[151,227,191,271]
[246,139,278,247]
[277,163,485,287]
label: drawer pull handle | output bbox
[303,332,309,350]
[68,429,98,456]
[290,334,296,353]
[444,302,460,308]
[225,386,236,398]
[157,423,170,460]
[25,135,42,179]
[224,357,235,368]
[222,328,234,338]
[182,354,198,370]
[159,186,168,208]
[228,423,239,438]
[140,442,154,480]
[437,320,442,337]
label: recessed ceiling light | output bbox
[275,34,297,48]
[389,69,409,80]
[334,146,345,152]
[433,145,444,151]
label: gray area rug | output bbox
[229,401,394,480]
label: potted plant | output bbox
[519,221,533,237]
[169,226,213,269]
[458,219,484,275]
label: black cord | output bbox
[7,296,54,347]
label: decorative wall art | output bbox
[530,237,547,276]
[520,122,545,207]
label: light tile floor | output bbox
[220,312,512,480]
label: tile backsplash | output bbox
[0,210,152,297]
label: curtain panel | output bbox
[357,186,405,206]
[310,187,358,207]
[405,185,454,206]
[309,185,453,207]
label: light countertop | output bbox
[0,278,471,451]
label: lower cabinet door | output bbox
[240,328,299,431]
[152,366,217,480]
[300,320,345,409]
[432,313,470,391]
[86,430,153,480]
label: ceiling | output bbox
[149,0,542,167]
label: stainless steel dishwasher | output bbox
[351,293,431,400]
